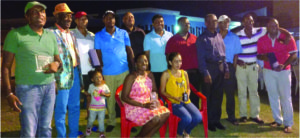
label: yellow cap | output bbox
[53,3,73,16]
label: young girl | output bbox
[160,52,202,138]
[85,70,110,138]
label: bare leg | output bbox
[135,116,161,137]
[144,112,170,137]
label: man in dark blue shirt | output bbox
[196,14,229,132]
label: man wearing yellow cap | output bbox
[2,1,61,137]
[48,3,83,137]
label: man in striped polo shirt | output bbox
[235,14,291,124]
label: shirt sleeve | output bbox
[196,36,210,76]
[124,31,131,47]
[143,35,150,51]
[287,37,297,53]
[235,35,243,54]
[104,84,111,93]
[3,29,18,53]
[94,33,101,50]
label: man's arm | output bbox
[279,27,292,45]
[126,46,135,72]
[1,51,22,112]
[43,55,62,73]
[196,37,212,84]
[96,49,103,72]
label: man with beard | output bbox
[49,3,83,137]
[2,1,61,137]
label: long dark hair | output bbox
[167,52,181,69]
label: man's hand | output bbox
[236,60,245,66]
[7,94,22,112]
[224,71,230,79]
[274,64,284,72]
[204,75,212,84]
[43,61,59,73]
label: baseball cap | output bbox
[103,10,115,18]
[53,3,73,16]
[218,15,231,22]
[24,1,47,14]
[75,11,87,19]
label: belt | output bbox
[245,62,256,65]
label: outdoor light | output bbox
[175,25,180,33]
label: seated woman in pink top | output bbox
[121,53,170,137]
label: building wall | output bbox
[273,1,299,29]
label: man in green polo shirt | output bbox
[2,1,61,137]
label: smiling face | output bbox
[169,54,182,70]
[267,19,279,37]
[136,55,149,71]
[153,17,164,32]
[56,12,72,29]
[242,15,254,30]
[25,5,46,27]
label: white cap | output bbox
[218,15,231,22]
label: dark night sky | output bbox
[1,0,274,20]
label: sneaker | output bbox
[183,131,190,138]
[214,122,226,130]
[239,117,247,123]
[105,125,115,132]
[86,128,92,136]
[249,117,264,124]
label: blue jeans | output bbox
[87,110,106,132]
[55,67,81,138]
[16,81,56,137]
[172,102,202,135]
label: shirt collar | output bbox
[55,23,70,33]
[25,24,45,35]
[205,28,217,36]
[268,31,281,40]
[122,25,135,33]
[152,29,166,36]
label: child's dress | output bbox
[87,83,110,132]
[124,73,169,125]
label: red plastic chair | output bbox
[159,84,208,138]
[115,84,167,138]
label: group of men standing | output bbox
[2,1,297,137]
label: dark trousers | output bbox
[201,63,224,124]
[153,72,163,91]
[223,63,237,120]
[186,69,201,108]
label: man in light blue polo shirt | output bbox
[144,14,173,89]
[94,10,134,132]
[218,15,242,126]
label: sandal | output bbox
[270,121,281,127]
[284,126,292,133]
[183,131,190,138]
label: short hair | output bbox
[152,14,163,23]
[205,14,216,22]
[177,17,187,24]
[88,70,102,80]
[267,17,278,24]
[167,52,181,69]
[242,13,253,22]
[123,11,133,20]
[134,52,147,63]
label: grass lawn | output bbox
[1,91,299,137]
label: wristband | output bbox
[6,93,13,98]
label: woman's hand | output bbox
[174,97,183,103]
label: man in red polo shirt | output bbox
[257,18,297,133]
[165,17,200,108]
